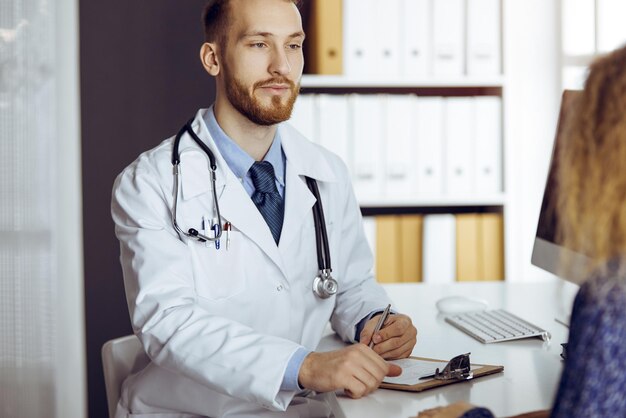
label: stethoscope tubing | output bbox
[170,120,337,298]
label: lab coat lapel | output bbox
[218,178,287,279]
[277,124,337,258]
[186,110,287,279]
[278,161,316,253]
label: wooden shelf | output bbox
[301,74,505,88]
[358,194,507,208]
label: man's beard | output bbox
[224,71,300,126]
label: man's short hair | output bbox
[202,0,300,45]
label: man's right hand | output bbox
[297,345,402,398]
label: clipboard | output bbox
[379,355,504,393]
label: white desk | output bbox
[318,279,579,418]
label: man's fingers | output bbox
[375,315,412,341]
[387,363,402,377]
[378,338,416,359]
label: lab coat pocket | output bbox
[188,231,247,300]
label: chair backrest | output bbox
[101,335,150,418]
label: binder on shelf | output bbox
[422,214,456,283]
[474,96,502,194]
[416,97,445,196]
[456,214,481,281]
[374,0,402,76]
[351,94,384,201]
[597,0,626,53]
[399,215,423,282]
[376,216,401,283]
[343,0,374,77]
[317,94,351,171]
[305,0,343,74]
[385,94,417,199]
[432,0,465,76]
[466,0,501,75]
[480,213,504,281]
[401,0,431,77]
[289,94,318,143]
[562,0,595,56]
[445,98,474,195]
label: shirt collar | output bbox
[205,106,285,186]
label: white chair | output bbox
[102,335,150,418]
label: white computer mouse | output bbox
[435,295,489,314]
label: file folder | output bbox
[432,0,465,76]
[376,216,401,283]
[375,0,402,76]
[456,214,481,281]
[401,0,431,77]
[416,97,445,196]
[343,0,374,76]
[351,94,384,201]
[445,98,475,195]
[385,94,417,199]
[305,0,343,74]
[317,94,351,171]
[422,214,456,283]
[474,96,502,194]
[467,0,501,75]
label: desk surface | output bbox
[318,279,579,418]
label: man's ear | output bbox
[200,42,220,76]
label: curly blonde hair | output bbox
[557,45,626,276]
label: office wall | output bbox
[79,1,213,416]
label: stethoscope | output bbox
[170,120,338,299]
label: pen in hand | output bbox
[369,304,392,349]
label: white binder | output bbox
[474,97,502,194]
[445,98,474,195]
[384,94,417,199]
[432,0,465,76]
[351,94,384,202]
[597,0,626,53]
[416,97,444,196]
[562,0,595,56]
[374,0,402,77]
[289,94,318,143]
[317,94,351,172]
[466,0,501,75]
[422,214,456,283]
[401,0,432,77]
[343,0,374,77]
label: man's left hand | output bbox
[359,313,417,359]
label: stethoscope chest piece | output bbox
[313,269,338,299]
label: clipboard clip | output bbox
[434,352,473,381]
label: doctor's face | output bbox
[219,0,304,126]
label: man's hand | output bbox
[298,345,402,398]
[359,313,417,359]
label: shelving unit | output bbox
[297,0,509,282]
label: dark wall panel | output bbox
[79,1,213,416]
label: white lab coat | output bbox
[111,109,391,418]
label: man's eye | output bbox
[251,42,267,48]
[288,44,302,50]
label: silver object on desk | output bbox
[445,309,551,344]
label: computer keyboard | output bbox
[445,309,551,344]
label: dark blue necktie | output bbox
[249,161,284,244]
